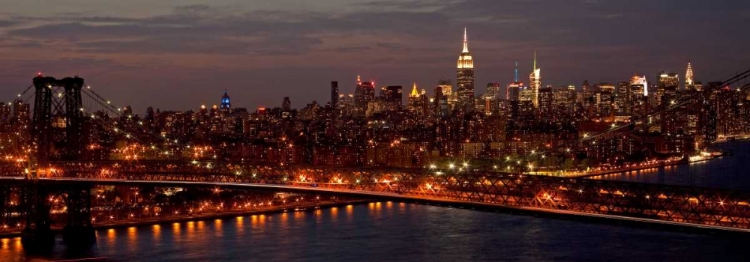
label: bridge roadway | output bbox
[0,176,747,234]
[1,161,750,233]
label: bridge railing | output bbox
[3,161,750,230]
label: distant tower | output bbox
[282,97,291,112]
[331,81,339,107]
[408,82,421,113]
[685,62,694,90]
[220,90,231,112]
[529,52,541,108]
[354,75,375,116]
[456,27,475,111]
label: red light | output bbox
[36,71,43,76]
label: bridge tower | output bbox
[22,74,94,251]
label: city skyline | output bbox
[2,1,750,259]
[1,0,749,111]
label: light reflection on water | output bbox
[591,141,750,190]
[0,203,747,261]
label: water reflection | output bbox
[153,224,161,242]
[236,217,244,234]
[0,203,747,261]
[592,141,750,190]
[172,222,181,238]
[106,228,116,246]
[214,219,222,237]
[127,227,137,252]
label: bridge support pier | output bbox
[20,181,55,252]
[62,184,95,249]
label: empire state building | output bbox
[456,28,475,111]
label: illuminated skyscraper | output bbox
[630,75,648,97]
[630,74,648,117]
[658,72,679,91]
[438,79,453,97]
[486,82,502,100]
[220,90,231,112]
[529,52,541,108]
[456,28,475,111]
[685,62,695,90]
[657,71,679,106]
[354,75,375,116]
[507,82,522,101]
[408,82,423,114]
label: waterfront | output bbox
[592,140,750,190]
[0,202,747,261]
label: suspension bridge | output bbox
[1,70,749,250]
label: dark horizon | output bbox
[1,0,749,111]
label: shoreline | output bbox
[529,136,746,179]
[0,199,367,239]
[534,155,725,179]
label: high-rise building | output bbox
[282,97,291,111]
[220,90,231,112]
[630,74,648,117]
[539,87,553,116]
[657,71,679,106]
[486,82,502,100]
[456,28,475,111]
[282,97,292,119]
[382,85,403,110]
[658,72,679,91]
[434,86,447,117]
[408,83,426,115]
[529,52,541,108]
[354,75,375,116]
[685,62,695,90]
[615,81,631,114]
[331,81,339,107]
[507,82,522,101]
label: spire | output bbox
[462,27,469,53]
[685,61,694,87]
[357,75,361,84]
[533,51,537,70]
[410,82,419,97]
[514,61,518,82]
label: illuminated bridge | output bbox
[2,161,750,232]
[2,69,750,250]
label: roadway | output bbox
[2,176,748,234]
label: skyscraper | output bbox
[685,62,694,90]
[657,71,679,106]
[331,81,339,108]
[529,52,541,108]
[485,82,502,100]
[456,28,475,111]
[220,90,231,113]
[382,85,403,110]
[408,82,423,114]
[434,85,447,117]
[354,75,375,116]
[282,97,291,112]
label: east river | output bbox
[0,203,747,261]
[0,141,748,261]
[592,140,750,190]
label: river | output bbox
[592,140,750,190]
[0,202,747,261]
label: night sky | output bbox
[0,0,748,112]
